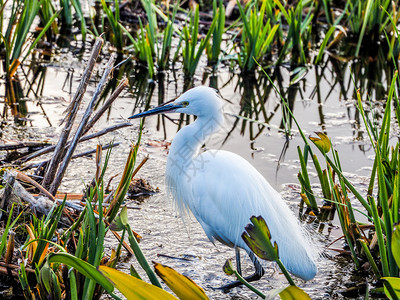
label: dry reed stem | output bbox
[20,142,120,172]
[42,37,104,189]
[0,262,35,274]
[17,77,129,165]
[17,122,131,164]
[0,141,52,151]
[83,77,129,135]
[15,170,56,202]
[0,265,19,277]
[95,144,102,183]
[49,53,117,195]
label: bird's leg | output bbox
[235,247,242,276]
[220,251,265,292]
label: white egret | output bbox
[129,86,317,288]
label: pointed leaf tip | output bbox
[99,265,177,300]
[223,259,235,276]
[309,132,331,154]
[154,262,209,300]
[242,215,279,261]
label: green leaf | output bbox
[47,253,114,294]
[39,262,61,299]
[223,259,235,276]
[109,207,127,232]
[99,266,177,300]
[130,265,142,280]
[392,224,400,269]
[290,66,308,85]
[120,206,129,226]
[125,223,162,288]
[153,262,209,300]
[241,216,279,261]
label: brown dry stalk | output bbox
[0,141,52,151]
[5,232,15,265]
[0,262,35,274]
[83,77,129,135]
[17,78,129,165]
[14,170,56,202]
[49,53,117,195]
[42,37,104,190]
[19,127,128,165]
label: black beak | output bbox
[128,103,183,119]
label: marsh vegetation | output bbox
[0,0,399,298]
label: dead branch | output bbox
[42,37,104,190]
[49,53,117,195]
[20,142,121,173]
[83,77,129,135]
[1,170,54,214]
[17,122,131,164]
[0,141,52,151]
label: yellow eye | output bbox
[181,101,189,107]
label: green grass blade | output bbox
[48,253,116,295]
[355,0,373,56]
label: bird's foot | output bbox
[217,272,263,293]
[217,280,242,293]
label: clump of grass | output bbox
[236,0,279,72]
[205,0,225,67]
[123,0,179,77]
[344,0,394,56]
[62,0,86,40]
[0,0,58,117]
[100,0,123,51]
[274,0,314,65]
[293,71,400,295]
[180,3,217,78]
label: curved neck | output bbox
[166,114,223,171]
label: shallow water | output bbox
[1,52,391,299]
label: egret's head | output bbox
[129,86,223,120]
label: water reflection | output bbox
[1,47,394,173]
[121,55,392,157]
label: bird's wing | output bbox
[188,150,317,281]
[188,150,279,247]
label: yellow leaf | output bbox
[279,286,311,300]
[300,193,311,207]
[154,262,209,300]
[98,266,177,300]
[9,59,20,78]
[25,224,37,262]
[309,132,331,154]
[382,277,400,299]
[38,243,49,267]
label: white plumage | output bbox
[129,86,317,285]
